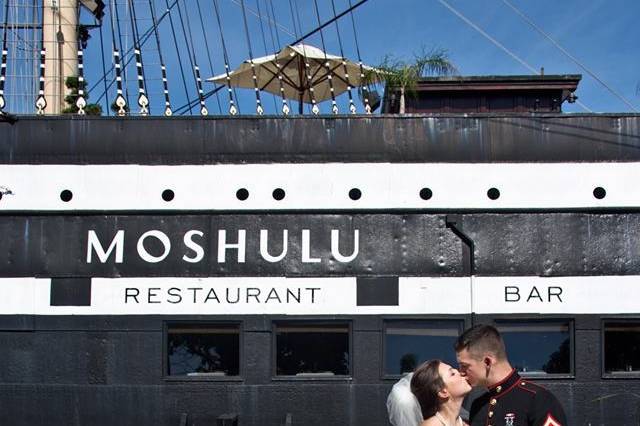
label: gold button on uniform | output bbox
[496,385,502,393]
[490,398,497,405]
[488,411,494,418]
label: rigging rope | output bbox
[212,0,237,115]
[163,0,193,115]
[436,0,592,112]
[266,0,290,115]
[330,0,355,114]
[291,0,318,114]
[347,0,370,113]
[148,0,172,116]
[98,14,111,115]
[34,0,45,114]
[239,0,264,115]
[109,0,127,115]
[501,0,636,112]
[113,0,132,112]
[287,0,300,39]
[255,0,278,114]
[75,5,86,115]
[0,0,10,111]
[176,0,207,115]
[92,0,180,104]
[128,0,150,115]
[176,0,369,115]
[312,0,338,114]
[229,0,294,39]
[195,0,222,114]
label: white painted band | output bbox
[0,276,639,315]
[0,163,637,211]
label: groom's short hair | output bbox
[454,324,507,360]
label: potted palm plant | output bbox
[363,47,457,114]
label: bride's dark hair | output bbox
[410,360,445,419]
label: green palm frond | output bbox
[368,47,457,101]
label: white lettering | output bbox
[331,229,359,262]
[217,230,246,263]
[137,230,171,263]
[260,229,288,262]
[182,230,204,263]
[87,230,124,264]
[301,229,321,263]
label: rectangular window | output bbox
[496,320,572,376]
[166,323,240,378]
[384,320,464,376]
[274,322,350,377]
[604,321,640,375]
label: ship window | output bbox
[166,323,240,378]
[274,322,350,377]
[496,320,572,376]
[383,320,464,376]
[604,321,640,375]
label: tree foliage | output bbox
[62,76,102,115]
[362,47,458,113]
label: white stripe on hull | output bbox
[0,162,637,211]
[1,276,639,315]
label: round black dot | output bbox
[593,187,606,199]
[162,189,175,202]
[272,188,285,201]
[349,188,362,200]
[0,192,3,201]
[419,188,433,200]
[236,188,249,201]
[487,188,500,200]
[60,190,73,202]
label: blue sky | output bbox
[12,0,640,115]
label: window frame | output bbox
[601,318,640,379]
[492,317,575,380]
[271,319,353,382]
[380,315,468,381]
[163,320,244,382]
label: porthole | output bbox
[593,187,606,199]
[349,188,361,200]
[419,188,433,200]
[162,189,175,202]
[272,188,285,201]
[487,188,500,200]
[60,190,73,202]
[236,188,249,201]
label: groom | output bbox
[387,324,566,426]
[455,324,566,426]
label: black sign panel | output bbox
[0,214,463,277]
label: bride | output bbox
[410,360,472,426]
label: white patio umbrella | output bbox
[207,43,376,114]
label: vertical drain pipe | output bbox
[446,214,475,317]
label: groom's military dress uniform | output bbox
[469,369,566,426]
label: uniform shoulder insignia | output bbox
[517,381,536,395]
[542,413,562,426]
[522,379,545,390]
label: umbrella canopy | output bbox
[208,43,376,114]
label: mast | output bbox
[42,0,78,114]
